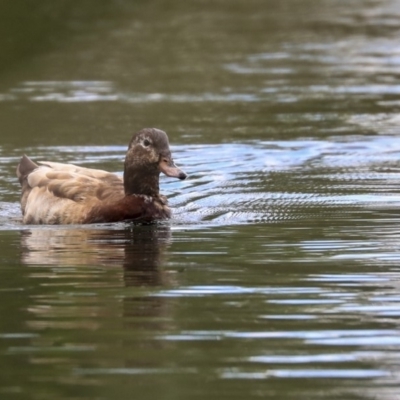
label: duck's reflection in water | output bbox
[20,224,174,326]
[21,224,171,268]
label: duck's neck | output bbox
[124,167,160,197]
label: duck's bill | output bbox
[159,158,187,180]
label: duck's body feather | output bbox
[16,128,186,225]
[20,160,123,224]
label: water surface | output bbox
[1,1,400,399]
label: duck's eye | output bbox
[143,139,151,147]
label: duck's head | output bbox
[124,128,187,196]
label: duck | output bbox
[16,128,187,225]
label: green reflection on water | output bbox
[1,0,400,399]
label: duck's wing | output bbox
[38,160,116,180]
[33,161,124,201]
[18,156,124,224]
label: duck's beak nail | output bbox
[159,158,187,180]
[178,171,187,180]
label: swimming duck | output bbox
[16,128,187,225]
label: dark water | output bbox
[1,1,400,399]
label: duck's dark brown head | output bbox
[124,128,187,196]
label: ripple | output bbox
[4,135,400,228]
[7,345,96,353]
[1,81,261,103]
[74,367,196,376]
[157,285,324,297]
[220,368,389,379]
[247,351,385,363]
[159,329,398,342]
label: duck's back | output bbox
[17,156,125,224]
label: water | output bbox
[1,0,400,399]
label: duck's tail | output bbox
[16,155,38,184]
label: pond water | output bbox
[1,0,400,399]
